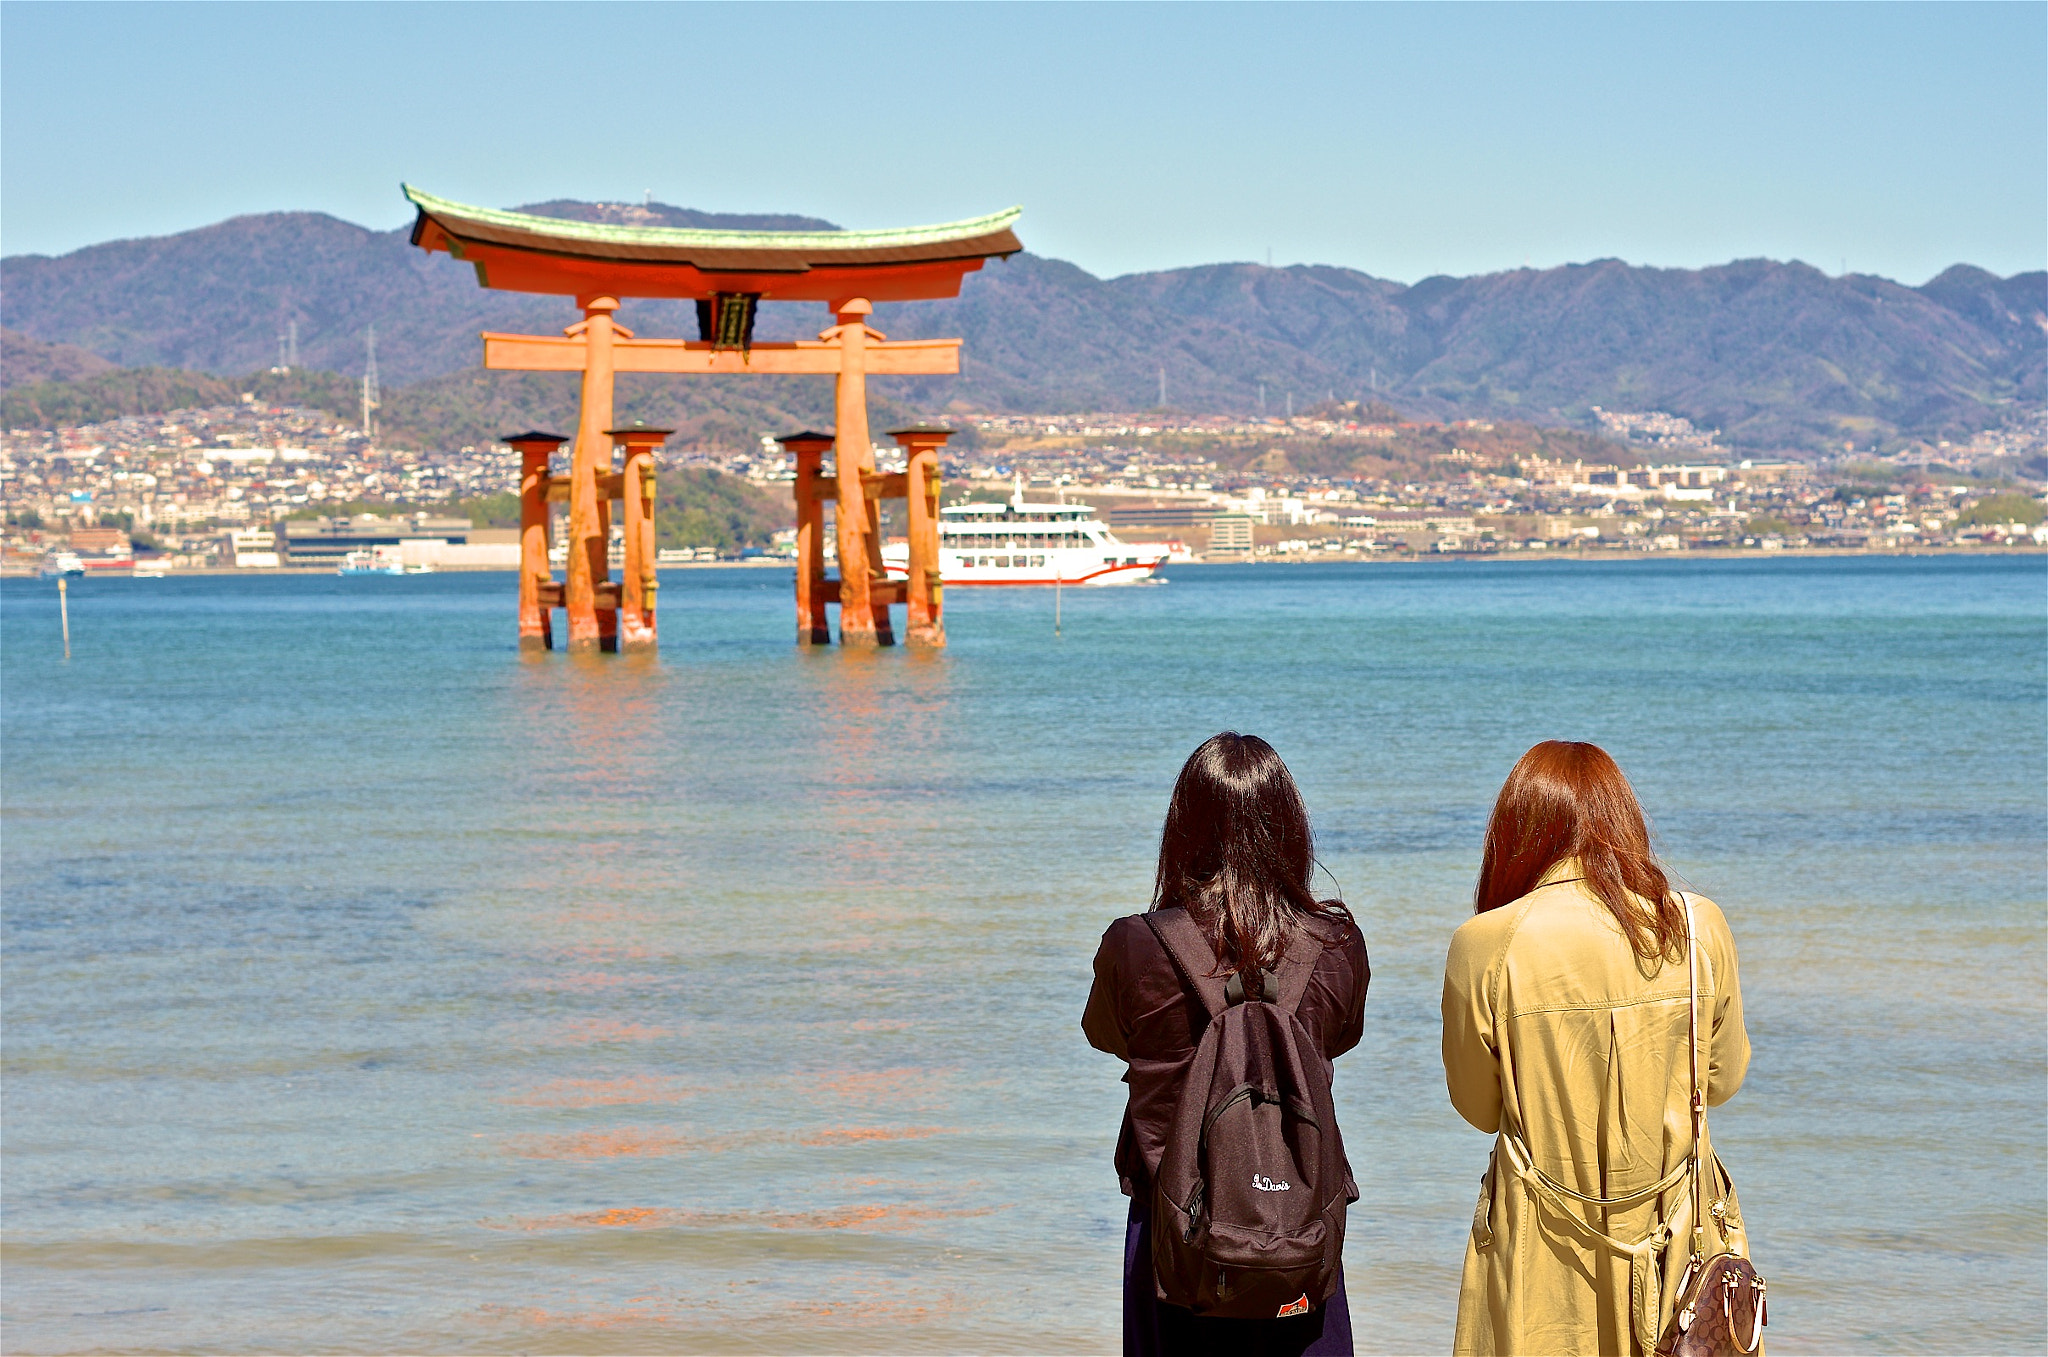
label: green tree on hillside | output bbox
[280,473,788,548]
[243,368,363,425]
[1955,492,2044,527]
[2,368,237,427]
[652,469,789,550]
[454,492,520,529]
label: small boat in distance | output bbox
[881,487,1168,587]
[338,548,404,577]
[38,551,84,579]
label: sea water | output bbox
[2,557,2043,1354]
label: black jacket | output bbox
[1083,909,1370,1196]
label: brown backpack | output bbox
[1143,908,1357,1320]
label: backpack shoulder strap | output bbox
[1273,919,1331,1015]
[1142,908,1228,1020]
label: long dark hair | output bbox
[1151,732,1350,980]
[1474,740,1685,964]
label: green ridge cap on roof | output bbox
[403,185,1022,252]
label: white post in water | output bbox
[58,577,70,659]
[1054,554,1062,639]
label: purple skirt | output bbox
[1122,1197,1354,1357]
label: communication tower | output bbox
[273,319,302,375]
[360,325,380,441]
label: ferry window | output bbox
[995,556,1010,568]
[1032,555,1046,567]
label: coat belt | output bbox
[1496,1132,1689,1351]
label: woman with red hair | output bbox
[1442,741,1754,1356]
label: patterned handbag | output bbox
[1654,895,1768,1357]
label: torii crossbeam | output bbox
[404,186,1021,652]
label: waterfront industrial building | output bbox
[277,514,474,566]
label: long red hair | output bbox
[1474,741,1685,964]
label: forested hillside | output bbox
[4,199,2041,452]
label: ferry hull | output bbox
[881,550,1164,587]
[886,561,1162,587]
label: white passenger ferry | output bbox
[881,489,1173,586]
[337,548,404,576]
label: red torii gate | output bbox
[403,186,1021,652]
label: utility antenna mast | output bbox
[272,319,301,374]
[360,325,380,441]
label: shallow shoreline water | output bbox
[3,557,2043,1353]
[6,541,2041,579]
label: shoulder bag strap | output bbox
[1682,891,1707,1259]
[1142,908,1228,1019]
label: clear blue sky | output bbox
[3,2,2042,284]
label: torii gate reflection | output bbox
[402,186,1022,653]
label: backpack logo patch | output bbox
[1276,1294,1312,1318]
[1252,1174,1292,1192]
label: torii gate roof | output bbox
[404,186,1023,303]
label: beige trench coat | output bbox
[1442,862,1752,1356]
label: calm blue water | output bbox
[3,557,2043,1354]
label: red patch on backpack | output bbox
[1276,1294,1312,1318]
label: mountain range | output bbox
[2,199,2041,453]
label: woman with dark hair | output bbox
[1443,741,1753,1356]
[1085,732,1370,1357]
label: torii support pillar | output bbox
[505,430,568,650]
[566,295,633,653]
[777,431,835,645]
[606,421,670,651]
[888,424,954,648]
[825,298,892,647]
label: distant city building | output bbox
[278,514,472,566]
[227,526,281,568]
[1208,513,1255,559]
[67,525,131,557]
[1109,504,1217,532]
[1372,511,1478,535]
